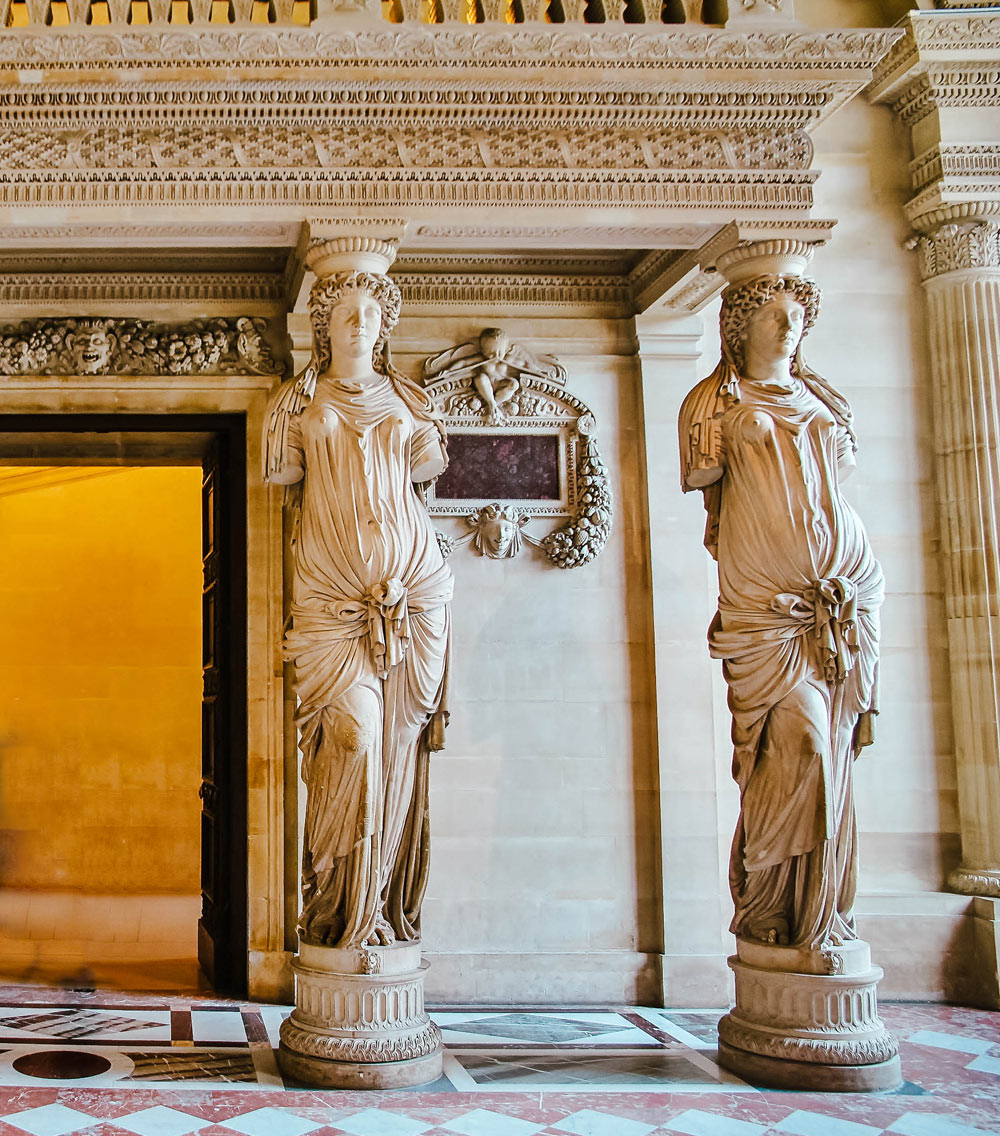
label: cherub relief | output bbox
[422,327,566,423]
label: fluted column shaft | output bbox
[918,222,1000,896]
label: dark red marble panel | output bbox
[436,434,560,501]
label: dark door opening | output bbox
[0,414,248,997]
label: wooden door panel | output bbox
[196,428,248,997]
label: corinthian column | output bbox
[915,222,1000,904]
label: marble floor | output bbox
[0,988,995,1135]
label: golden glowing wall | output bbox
[0,466,203,897]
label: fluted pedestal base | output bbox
[717,938,901,1092]
[277,941,443,1089]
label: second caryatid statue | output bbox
[679,246,901,1091]
[264,238,450,1089]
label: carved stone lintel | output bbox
[949,866,1000,898]
[718,939,901,1092]
[909,220,1000,280]
[278,942,443,1089]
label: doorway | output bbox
[0,415,248,996]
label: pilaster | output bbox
[871,7,1000,1008]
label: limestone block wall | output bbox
[391,315,660,1005]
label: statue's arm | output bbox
[410,420,447,483]
[263,369,314,485]
[836,425,857,480]
[679,378,727,492]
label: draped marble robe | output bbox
[268,371,452,949]
[679,363,882,949]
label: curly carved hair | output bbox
[308,270,402,374]
[720,274,822,370]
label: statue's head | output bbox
[479,328,510,359]
[67,320,116,374]
[309,271,402,375]
[720,274,820,373]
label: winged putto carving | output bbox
[422,327,566,424]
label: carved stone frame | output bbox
[425,421,575,520]
[0,372,288,1001]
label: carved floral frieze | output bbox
[0,316,282,377]
[422,329,612,569]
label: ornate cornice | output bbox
[870,11,1000,237]
[911,144,1000,193]
[949,866,1000,899]
[0,166,819,215]
[0,271,285,305]
[0,26,901,74]
[0,121,815,175]
[0,24,899,239]
[0,80,833,130]
[394,271,634,314]
[870,10,1000,103]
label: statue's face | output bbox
[327,290,383,364]
[742,295,805,365]
[479,328,509,358]
[71,326,113,374]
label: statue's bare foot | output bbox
[365,919,396,947]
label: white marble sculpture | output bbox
[679,270,897,1090]
[680,273,882,951]
[264,268,452,953]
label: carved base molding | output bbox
[277,940,443,1089]
[949,867,1000,898]
[717,938,901,1092]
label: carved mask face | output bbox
[472,506,522,559]
[326,290,383,366]
[70,327,113,374]
[742,295,805,368]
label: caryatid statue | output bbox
[265,238,450,1088]
[678,264,899,1090]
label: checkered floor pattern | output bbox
[0,994,995,1136]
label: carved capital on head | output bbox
[909,220,1000,279]
[306,237,400,280]
[714,239,817,285]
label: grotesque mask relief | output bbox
[67,321,117,375]
[0,316,282,377]
[421,329,611,569]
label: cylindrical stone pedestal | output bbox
[278,941,443,1089]
[718,938,901,1091]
